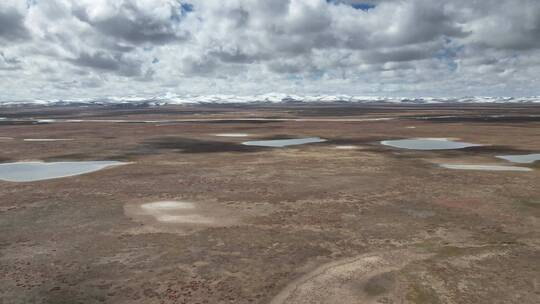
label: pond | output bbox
[242,137,327,147]
[381,138,481,150]
[439,164,532,172]
[496,153,540,164]
[0,161,127,182]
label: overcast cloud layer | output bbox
[0,0,539,101]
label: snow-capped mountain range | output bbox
[1,93,539,107]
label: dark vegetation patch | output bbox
[64,109,231,119]
[0,105,231,120]
[285,106,393,117]
[363,272,396,296]
[266,104,477,116]
[110,146,161,161]
[412,115,540,123]
[520,200,540,209]
[528,162,540,169]
[42,153,115,162]
[42,147,158,161]
[265,103,540,117]
[144,137,267,153]
[461,145,531,153]
[152,120,283,125]
[229,125,285,131]
[116,121,152,124]
[142,134,334,154]
[253,134,319,141]
[0,108,81,119]
[406,282,441,304]
[200,120,282,124]
[0,120,39,126]
[433,145,537,158]
[0,156,13,163]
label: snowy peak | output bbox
[1,94,539,106]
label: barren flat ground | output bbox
[1,103,539,304]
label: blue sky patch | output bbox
[326,1,376,11]
[436,39,464,72]
[26,0,37,9]
[351,3,376,11]
[171,2,193,22]
[181,3,194,14]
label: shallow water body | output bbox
[242,137,327,147]
[496,153,540,164]
[439,164,532,172]
[381,138,481,150]
[0,161,127,182]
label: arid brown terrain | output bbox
[1,103,539,304]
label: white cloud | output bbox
[0,0,539,101]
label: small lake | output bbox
[381,138,481,150]
[439,164,532,172]
[496,154,540,164]
[242,137,327,147]
[0,161,127,182]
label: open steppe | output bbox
[1,103,539,303]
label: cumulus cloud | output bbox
[0,52,22,70]
[72,0,190,45]
[0,0,539,101]
[0,1,30,42]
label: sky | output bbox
[0,0,539,101]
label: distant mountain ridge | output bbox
[1,93,539,106]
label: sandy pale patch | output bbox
[124,200,241,234]
[270,250,432,304]
[335,145,358,150]
[156,214,215,224]
[23,138,74,142]
[141,201,195,211]
[213,133,250,137]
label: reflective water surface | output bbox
[439,164,532,172]
[496,154,540,164]
[0,161,127,182]
[381,138,481,150]
[242,137,327,147]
